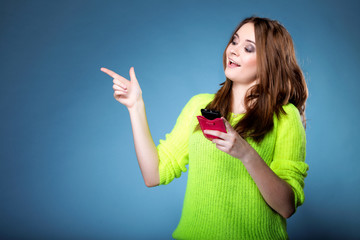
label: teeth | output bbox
[230,59,239,66]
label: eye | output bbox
[245,45,255,53]
[231,37,237,45]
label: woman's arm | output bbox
[204,117,295,218]
[101,67,160,187]
[241,148,295,218]
[128,100,160,187]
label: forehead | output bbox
[234,22,255,42]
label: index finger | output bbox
[100,67,128,82]
[204,129,227,139]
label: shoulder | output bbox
[188,93,215,103]
[278,103,302,123]
[185,93,215,109]
[281,103,300,115]
[177,93,214,116]
[276,103,305,133]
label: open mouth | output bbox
[228,59,241,67]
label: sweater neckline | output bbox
[229,112,245,119]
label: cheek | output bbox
[225,49,230,59]
[243,56,257,77]
[244,55,257,68]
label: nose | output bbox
[230,46,238,56]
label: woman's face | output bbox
[224,22,258,85]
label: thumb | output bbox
[221,117,233,132]
[129,67,138,83]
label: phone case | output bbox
[197,115,227,140]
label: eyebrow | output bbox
[233,33,255,44]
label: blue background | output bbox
[1,0,360,239]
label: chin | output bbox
[227,76,258,86]
[225,72,241,83]
[224,70,236,81]
[225,71,258,85]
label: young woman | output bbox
[101,16,309,240]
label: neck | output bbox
[230,80,258,114]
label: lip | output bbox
[227,58,241,68]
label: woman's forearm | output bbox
[241,149,295,218]
[128,99,160,187]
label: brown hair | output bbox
[194,16,308,143]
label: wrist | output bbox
[240,145,258,164]
[128,98,145,112]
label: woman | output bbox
[101,16,309,240]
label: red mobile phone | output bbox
[197,109,227,140]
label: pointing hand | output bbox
[101,67,143,109]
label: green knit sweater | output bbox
[157,93,308,240]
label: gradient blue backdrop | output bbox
[1,0,360,239]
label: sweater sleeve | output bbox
[270,104,309,209]
[157,94,200,185]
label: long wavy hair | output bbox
[194,16,308,143]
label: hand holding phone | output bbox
[197,109,227,140]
